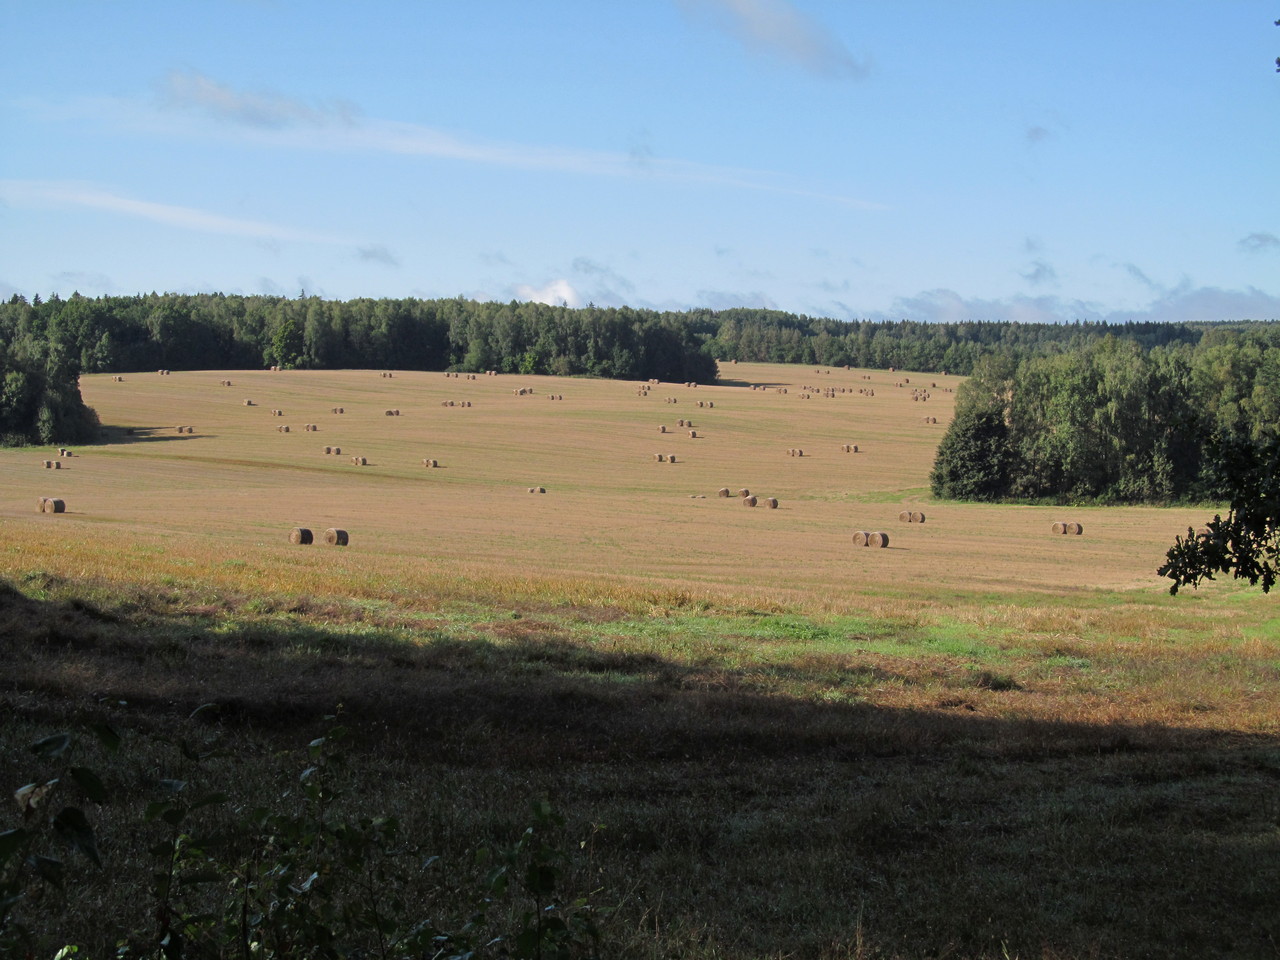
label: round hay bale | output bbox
[668,454,677,463]
[689,430,697,438]
[743,495,758,507]
[44,498,66,514]
[324,528,349,546]
[869,531,889,548]
[708,401,714,408]
[244,399,253,405]
[899,511,911,523]
[42,460,52,468]
[358,456,367,466]
[659,425,666,433]
[911,511,926,524]
[37,497,48,511]
[332,447,341,455]
[1051,521,1067,535]
[537,486,546,493]
[738,488,750,498]
[385,409,394,416]
[53,461,61,469]
[289,527,314,545]
[528,487,536,493]
[717,487,731,498]
[765,497,778,509]
[852,444,858,453]
[852,530,868,547]
[324,446,333,454]
[654,453,665,461]
[282,425,290,433]
[1067,522,1084,536]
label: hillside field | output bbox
[5,362,1233,598]
[2,363,1279,958]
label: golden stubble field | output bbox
[1,362,1234,614]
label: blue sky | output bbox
[2,1,1278,323]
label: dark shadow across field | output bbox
[2,576,1277,959]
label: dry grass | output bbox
[5,364,1280,957]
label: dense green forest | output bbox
[930,327,1280,504]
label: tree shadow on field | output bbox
[2,575,1279,958]
[97,425,199,445]
[716,378,788,389]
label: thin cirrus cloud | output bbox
[1238,232,1280,254]
[163,69,360,129]
[150,70,882,208]
[0,178,346,244]
[356,244,400,267]
[676,0,869,79]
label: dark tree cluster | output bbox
[930,328,1280,505]
[703,310,1208,375]
[0,293,717,385]
[0,296,99,446]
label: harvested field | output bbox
[0,363,1241,603]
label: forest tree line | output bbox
[0,291,1275,461]
[930,326,1280,504]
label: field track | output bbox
[3,363,1223,605]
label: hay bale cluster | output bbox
[786,448,804,457]
[37,497,66,514]
[422,458,440,468]
[384,409,401,416]
[331,407,345,414]
[898,511,926,523]
[1052,521,1084,536]
[852,530,889,548]
[290,527,348,546]
[841,444,859,453]
[528,486,547,494]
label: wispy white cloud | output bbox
[1019,259,1058,286]
[572,257,636,296]
[52,270,116,294]
[513,278,582,308]
[875,284,1280,325]
[356,244,400,267]
[678,0,869,79]
[162,69,360,129]
[1238,232,1280,254]
[696,288,779,310]
[52,74,883,209]
[0,179,346,244]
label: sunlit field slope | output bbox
[3,363,1222,604]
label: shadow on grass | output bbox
[97,425,199,445]
[3,575,1279,958]
[0,575,1269,766]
